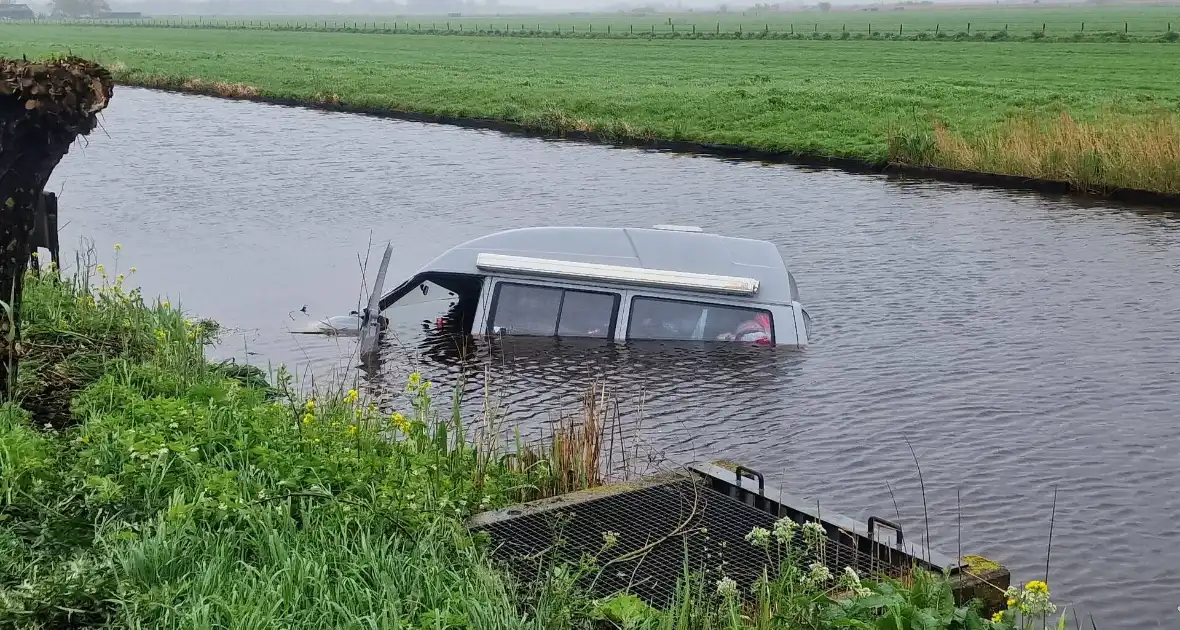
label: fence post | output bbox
[1081,22,1084,32]
[1042,23,1046,33]
[899,23,903,34]
[868,22,871,34]
[716,22,719,33]
[692,24,695,33]
[814,23,817,32]
[671,23,675,32]
[967,22,971,33]
[1124,22,1128,33]
[791,23,794,34]
[1004,23,1007,32]
[935,23,939,34]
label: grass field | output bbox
[46,5,1180,36]
[2,23,1178,193]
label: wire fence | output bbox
[12,17,1180,38]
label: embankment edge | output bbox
[125,81,1180,210]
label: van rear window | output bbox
[627,297,773,344]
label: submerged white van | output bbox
[319,225,810,350]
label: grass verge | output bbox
[1,253,1065,629]
[2,26,1179,196]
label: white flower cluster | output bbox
[840,566,873,598]
[806,561,832,586]
[716,576,739,599]
[802,521,827,550]
[744,526,771,549]
[773,516,798,544]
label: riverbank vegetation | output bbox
[2,26,1178,195]
[1,253,1067,628]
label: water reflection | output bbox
[369,329,802,439]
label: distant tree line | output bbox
[49,0,111,17]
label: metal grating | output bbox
[472,474,910,607]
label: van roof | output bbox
[380,226,800,308]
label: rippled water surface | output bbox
[51,88,1180,626]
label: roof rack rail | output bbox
[474,252,760,296]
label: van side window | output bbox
[489,283,619,338]
[627,297,773,344]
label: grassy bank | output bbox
[2,26,1179,195]
[1,253,1063,628]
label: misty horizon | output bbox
[51,0,1030,17]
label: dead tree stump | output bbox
[0,56,113,398]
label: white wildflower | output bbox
[772,517,798,544]
[602,531,619,549]
[715,576,738,599]
[802,521,827,550]
[169,422,179,429]
[841,566,873,597]
[806,562,832,586]
[744,526,771,549]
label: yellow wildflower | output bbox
[162,300,170,309]
[1007,598,1016,607]
[96,264,104,274]
[344,389,359,403]
[408,372,421,387]
[114,243,122,252]
[116,274,125,284]
[302,413,314,425]
[347,424,358,435]
[154,330,166,342]
[1024,580,1048,595]
[991,611,1004,623]
[305,399,315,411]
[129,266,137,274]
[390,413,410,432]
[30,251,37,258]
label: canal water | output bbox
[50,87,1180,626]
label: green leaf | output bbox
[912,609,941,630]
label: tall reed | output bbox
[890,110,1180,194]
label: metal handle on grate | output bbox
[867,516,904,546]
[734,466,765,494]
